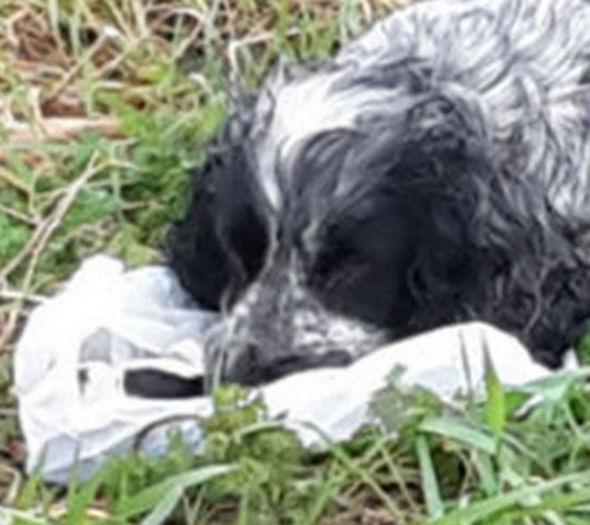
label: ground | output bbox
[1,1,590,523]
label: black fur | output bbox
[168,0,590,385]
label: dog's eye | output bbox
[310,242,362,284]
[305,198,418,328]
[308,230,370,293]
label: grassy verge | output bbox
[2,1,590,523]
[6,368,590,524]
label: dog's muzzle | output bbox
[221,343,353,385]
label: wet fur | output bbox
[169,0,590,385]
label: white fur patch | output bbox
[249,0,590,219]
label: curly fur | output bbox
[169,0,590,386]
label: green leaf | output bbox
[576,330,590,365]
[62,189,118,230]
[372,367,443,435]
[483,341,506,444]
[0,213,30,266]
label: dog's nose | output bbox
[224,344,264,385]
[224,345,353,386]
[224,343,292,385]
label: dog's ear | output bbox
[392,92,589,363]
[167,118,269,310]
[380,92,499,320]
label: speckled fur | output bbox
[169,0,590,385]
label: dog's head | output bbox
[168,59,506,385]
[167,0,590,386]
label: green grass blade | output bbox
[419,416,496,454]
[0,506,50,524]
[65,464,112,525]
[416,435,444,519]
[482,338,506,444]
[14,469,42,510]
[472,452,498,497]
[139,485,184,525]
[426,471,590,525]
[502,487,590,522]
[116,464,235,519]
[300,422,405,521]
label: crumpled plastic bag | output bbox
[14,255,574,484]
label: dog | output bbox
[168,0,590,387]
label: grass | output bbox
[1,0,590,523]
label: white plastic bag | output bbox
[14,255,570,484]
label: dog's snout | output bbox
[225,344,263,385]
[224,343,298,385]
[224,344,354,385]
[204,275,383,386]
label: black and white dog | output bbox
[169,0,590,386]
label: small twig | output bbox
[2,7,30,51]
[133,414,204,451]
[0,166,31,195]
[45,32,109,103]
[379,447,421,514]
[95,33,148,78]
[227,29,300,74]
[130,0,149,38]
[360,0,374,21]
[0,462,22,506]
[173,19,205,60]
[0,152,103,351]
[0,204,35,226]
[2,116,122,145]
[0,150,42,166]
[145,5,205,22]
[0,289,46,304]
[0,151,101,283]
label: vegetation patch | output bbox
[1,1,590,523]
